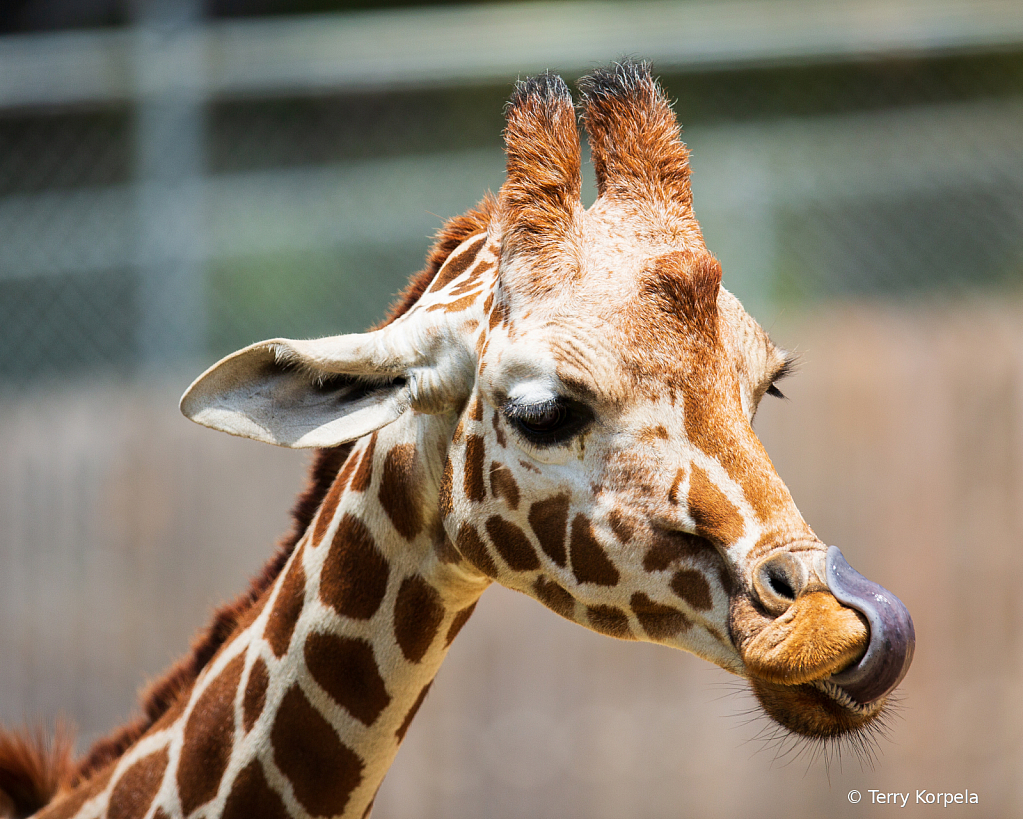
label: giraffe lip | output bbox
[824,546,915,705]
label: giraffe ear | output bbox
[180,329,471,448]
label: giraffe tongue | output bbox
[824,546,916,705]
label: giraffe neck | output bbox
[46,413,488,819]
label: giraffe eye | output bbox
[518,404,568,434]
[505,398,591,446]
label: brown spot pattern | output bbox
[242,657,270,733]
[265,549,306,658]
[312,452,360,546]
[449,277,482,297]
[439,458,454,517]
[306,632,391,726]
[489,462,520,510]
[717,565,735,596]
[569,515,620,586]
[394,575,445,664]
[528,493,569,567]
[488,298,508,331]
[107,748,169,819]
[456,523,498,577]
[640,425,670,442]
[608,509,635,544]
[379,443,423,540]
[670,569,714,611]
[640,253,720,338]
[426,293,480,314]
[486,516,541,572]
[445,602,478,646]
[686,464,745,545]
[320,514,390,621]
[427,234,485,293]
[41,769,113,819]
[349,432,377,493]
[642,532,708,572]
[177,654,244,815]
[682,387,790,524]
[534,577,575,619]
[492,409,507,447]
[221,760,289,819]
[431,520,460,564]
[396,683,432,743]
[464,435,486,503]
[631,592,692,639]
[668,467,687,505]
[587,605,632,639]
[272,685,363,818]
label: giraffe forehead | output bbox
[497,193,703,306]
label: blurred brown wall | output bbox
[1,299,1021,818]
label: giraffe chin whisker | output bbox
[747,674,888,741]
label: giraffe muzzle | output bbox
[825,545,916,704]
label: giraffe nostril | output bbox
[753,552,808,615]
[766,568,796,601]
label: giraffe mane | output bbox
[52,193,497,794]
[0,724,74,818]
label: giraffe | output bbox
[0,60,914,819]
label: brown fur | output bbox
[739,592,868,685]
[749,678,883,739]
[0,193,499,814]
[686,463,746,547]
[176,655,244,816]
[107,748,169,819]
[271,686,363,817]
[641,252,721,341]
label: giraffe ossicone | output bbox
[1,60,914,819]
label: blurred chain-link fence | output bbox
[1,0,1021,386]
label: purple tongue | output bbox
[825,546,915,704]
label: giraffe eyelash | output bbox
[503,396,593,446]
[765,353,798,400]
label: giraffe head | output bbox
[182,61,913,745]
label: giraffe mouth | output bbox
[740,547,914,738]
[811,677,886,716]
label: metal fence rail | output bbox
[4,0,1023,107]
